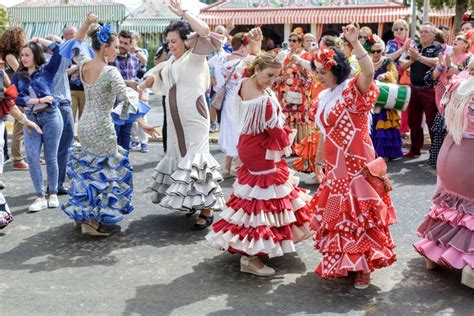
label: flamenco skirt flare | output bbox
[61,145,134,225]
[151,152,226,212]
[292,130,320,173]
[311,175,397,279]
[371,109,403,159]
[206,160,312,258]
[0,193,13,229]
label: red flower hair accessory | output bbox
[367,34,376,46]
[313,49,337,70]
[241,34,250,46]
[466,30,473,41]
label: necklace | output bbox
[232,52,246,58]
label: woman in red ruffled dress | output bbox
[310,24,397,289]
[206,53,312,276]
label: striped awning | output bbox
[200,6,411,25]
[8,4,126,39]
[120,18,178,34]
[428,7,456,28]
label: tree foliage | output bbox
[0,6,7,36]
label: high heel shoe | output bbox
[81,223,110,237]
[240,256,275,277]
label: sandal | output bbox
[354,272,371,290]
[185,209,197,217]
[81,222,110,237]
[192,214,214,231]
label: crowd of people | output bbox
[0,0,473,291]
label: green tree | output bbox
[0,5,7,36]
[414,0,473,32]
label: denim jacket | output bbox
[12,43,62,109]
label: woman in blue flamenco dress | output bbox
[61,17,157,237]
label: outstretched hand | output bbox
[24,120,42,135]
[143,125,161,139]
[248,27,263,42]
[342,23,360,44]
[86,12,98,24]
[169,0,184,17]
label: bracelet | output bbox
[37,98,41,104]
[356,52,368,60]
[436,65,446,72]
[180,9,188,17]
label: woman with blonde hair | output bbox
[414,59,474,289]
[425,32,471,166]
[206,52,312,276]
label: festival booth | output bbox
[121,0,206,46]
[199,1,455,45]
[7,0,127,39]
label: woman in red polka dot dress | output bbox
[309,24,397,289]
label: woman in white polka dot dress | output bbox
[309,24,397,289]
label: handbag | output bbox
[285,90,303,105]
[0,85,18,117]
[360,157,393,197]
[211,64,237,111]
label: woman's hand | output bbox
[41,96,54,104]
[342,23,360,45]
[143,125,161,139]
[169,0,184,17]
[248,27,263,42]
[24,119,43,135]
[86,12,98,25]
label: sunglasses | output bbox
[358,36,368,40]
[289,39,300,43]
[393,28,405,32]
[454,37,469,43]
[371,49,382,54]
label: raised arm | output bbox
[169,0,210,37]
[75,12,98,42]
[343,24,374,94]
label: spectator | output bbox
[401,23,443,158]
[1,27,28,171]
[62,26,77,41]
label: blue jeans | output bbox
[57,102,74,189]
[115,122,133,152]
[24,107,63,196]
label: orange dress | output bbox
[276,49,313,147]
[309,78,397,279]
[292,79,324,173]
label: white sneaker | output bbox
[28,197,48,213]
[48,194,59,208]
[304,173,320,185]
[240,256,275,277]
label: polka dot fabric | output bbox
[310,78,397,279]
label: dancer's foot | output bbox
[354,272,371,289]
[461,265,474,289]
[240,256,275,277]
[425,259,438,270]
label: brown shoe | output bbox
[13,161,29,170]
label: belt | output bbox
[411,85,433,90]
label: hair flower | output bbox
[97,24,113,45]
[312,48,337,70]
[241,34,250,46]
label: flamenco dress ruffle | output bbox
[206,126,312,258]
[112,100,151,125]
[371,108,403,158]
[310,175,397,278]
[0,193,13,229]
[292,129,320,173]
[61,145,134,225]
[414,190,474,269]
[151,152,226,212]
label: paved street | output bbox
[1,104,473,315]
